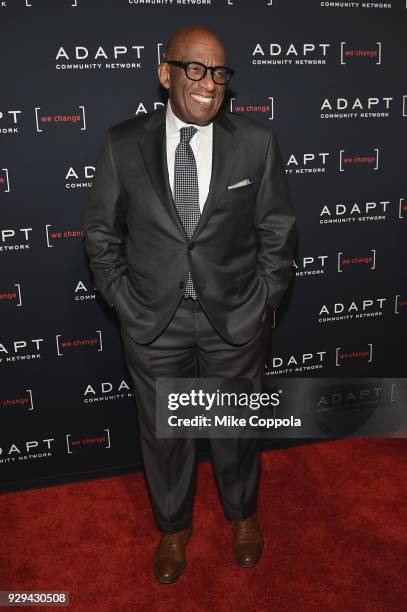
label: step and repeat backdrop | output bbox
[1,0,406,492]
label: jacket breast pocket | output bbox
[227,179,259,201]
[236,265,257,297]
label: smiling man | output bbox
[159,27,226,125]
[84,25,296,584]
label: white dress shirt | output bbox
[166,99,213,213]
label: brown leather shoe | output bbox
[231,512,264,567]
[153,526,192,584]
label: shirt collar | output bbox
[166,99,213,138]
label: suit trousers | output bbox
[119,296,272,533]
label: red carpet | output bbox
[1,438,406,611]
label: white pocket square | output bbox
[227,178,253,190]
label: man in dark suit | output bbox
[84,25,296,584]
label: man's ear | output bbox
[158,62,170,90]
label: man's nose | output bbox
[198,70,217,91]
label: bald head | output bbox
[164,25,226,63]
[158,25,229,126]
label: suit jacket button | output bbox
[188,242,194,250]
[179,281,184,289]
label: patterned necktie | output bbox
[173,125,200,300]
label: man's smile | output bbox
[190,93,215,106]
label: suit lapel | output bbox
[139,108,188,239]
[139,106,241,242]
[192,111,240,241]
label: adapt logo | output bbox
[251,41,384,67]
[321,1,393,10]
[320,96,395,120]
[73,280,98,303]
[286,152,330,174]
[0,227,32,253]
[0,438,54,464]
[320,198,392,224]
[293,255,328,277]
[252,41,331,66]
[0,338,43,365]
[265,350,328,375]
[129,0,214,7]
[65,165,94,190]
[0,110,22,135]
[134,101,165,115]
[83,379,134,404]
[318,297,387,324]
[318,295,407,324]
[55,44,145,71]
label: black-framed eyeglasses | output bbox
[165,60,234,85]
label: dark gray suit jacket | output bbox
[84,106,296,345]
